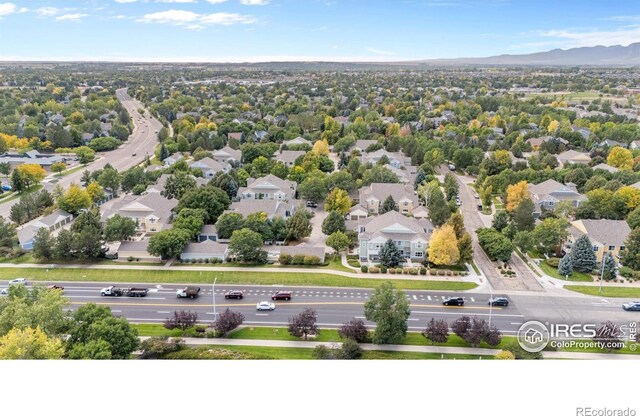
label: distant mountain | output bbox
[421,43,640,66]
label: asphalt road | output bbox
[0,88,160,218]
[4,280,637,334]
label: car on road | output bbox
[225,290,244,299]
[47,285,64,291]
[442,297,464,306]
[306,201,318,208]
[272,291,292,301]
[132,153,137,157]
[256,301,275,311]
[622,301,640,311]
[1,184,11,191]
[176,286,201,299]
[9,278,27,286]
[488,297,509,307]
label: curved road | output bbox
[0,88,161,218]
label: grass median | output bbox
[564,285,640,298]
[1,266,478,291]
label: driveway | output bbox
[304,206,328,249]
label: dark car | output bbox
[272,291,292,301]
[47,285,64,291]
[442,297,464,306]
[623,302,640,311]
[488,297,509,307]
[225,290,244,299]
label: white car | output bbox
[256,301,276,311]
[9,278,27,285]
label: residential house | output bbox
[253,130,268,142]
[571,126,591,140]
[238,174,297,201]
[354,140,378,152]
[0,150,64,169]
[163,152,184,167]
[358,211,433,264]
[631,181,640,190]
[565,219,631,263]
[347,205,369,221]
[115,239,161,262]
[361,149,408,169]
[556,150,592,168]
[198,225,219,242]
[358,183,420,216]
[212,146,241,165]
[284,137,312,148]
[17,209,74,250]
[273,150,305,167]
[228,199,296,220]
[101,192,177,234]
[629,140,640,150]
[227,132,243,142]
[180,240,228,262]
[526,136,568,150]
[593,163,619,173]
[189,157,231,179]
[528,179,586,217]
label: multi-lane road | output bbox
[0,88,161,218]
[3,281,638,334]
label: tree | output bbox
[338,318,368,343]
[0,217,16,249]
[163,310,198,331]
[602,252,617,280]
[627,206,640,230]
[414,168,426,188]
[68,339,113,360]
[33,227,55,260]
[51,162,66,176]
[379,239,403,268]
[532,217,569,255]
[495,350,516,360]
[164,172,196,200]
[86,182,106,203]
[326,231,350,254]
[177,186,230,224]
[422,318,449,345]
[607,146,633,170]
[324,188,351,215]
[88,137,121,151]
[288,308,319,340]
[159,144,170,161]
[10,169,24,193]
[16,164,46,189]
[364,282,411,344]
[447,212,466,239]
[97,167,121,196]
[514,231,534,253]
[492,211,509,232]
[229,228,267,263]
[76,146,96,164]
[0,162,10,177]
[512,198,535,231]
[444,173,459,201]
[298,176,328,203]
[213,308,245,337]
[104,215,137,242]
[458,232,473,264]
[172,208,206,240]
[0,327,64,359]
[322,210,346,235]
[476,228,513,262]
[380,195,397,214]
[285,209,312,241]
[0,285,70,337]
[622,228,640,270]
[428,225,460,266]
[56,184,92,215]
[312,139,329,156]
[427,185,450,226]
[558,254,573,279]
[215,212,245,239]
[138,337,184,360]
[451,316,471,338]
[570,235,597,273]
[148,228,191,259]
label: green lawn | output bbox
[539,262,593,282]
[470,262,480,275]
[0,184,43,203]
[176,255,352,273]
[565,285,640,298]
[0,266,478,290]
[58,164,86,177]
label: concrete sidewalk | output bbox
[139,337,640,360]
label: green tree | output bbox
[76,146,96,164]
[627,206,640,230]
[229,228,267,264]
[427,185,450,227]
[0,327,65,359]
[379,239,403,268]
[476,228,513,262]
[622,228,640,270]
[326,231,350,254]
[532,217,569,255]
[447,212,466,239]
[172,208,207,241]
[0,285,70,337]
[67,339,112,360]
[380,195,397,214]
[97,167,121,196]
[10,169,24,193]
[364,282,411,344]
[215,212,245,239]
[492,211,510,232]
[0,217,16,249]
[322,211,346,235]
[513,231,535,253]
[176,186,230,224]
[104,215,137,243]
[163,172,196,200]
[458,232,473,264]
[285,209,313,241]
[570,235,597,273]
[244,212,273,241]
[148,229,191,259]
[298,176,329,203]
[33,227,55,260]
[602,252,617,280]
[512,199,535,231]
[444,173,459,201]
[0,162,10,177]
[51,162,66,176]
[558,255,573,279]
[414,168,426,188]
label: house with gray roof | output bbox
[273,150,305,167]
[358,211,433,264]
[212,146,241,164]
[198,224,218,242]
[593,163,619,173]
[17,209,73,250]
[358,183,420,216]
[556,150,592,168]
[528,179,586,217]
[238,174,297,201]
[354,140,378,152]
[228,199,296,220]
[180,240,228,262]
[115,239,161,262]
[565,219,631,264]
[163,152,184,167]
[284,137,312,148]
[101,192,177,234]
[361,149,408,169]
[189,157,231,178]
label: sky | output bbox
[1,0,640,62]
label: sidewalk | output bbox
[139,336,640,360]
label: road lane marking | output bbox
[427,296,432,300]
[408,318,419,321]
[412,310,524,317]
[470,297,475,302]
[413,295,417,300]
[156,311,170,314]
[255,313,269,316]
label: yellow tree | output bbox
[324,188,351,215]
[312,139,329,156]
[615,186,640,210]
[494,150,512,168]
[57,184,92,215]
[16,164,47,189]
[86,181,106,203]
[607,147,634,170]
[547,120,560,134]
[427,225,460,266]
[506,180,530,212]
[385,122,400,137]
[0,327,65,359]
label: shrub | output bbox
[127,256,134,262]
[338,318,369,343]
[204,258,210,264]
[429,269,436,275]
[336,338,363,360]
[545,258,560,267]
[437,270,445,276]
[292,254,305,265]
[213,308,245,337]
[368,266,380,273]
[495,350,515,360]
[409,268,418,275]
[163,310,198,331]
[619,266,633,278]
[279,253,292,265]
[139,337,185,359]
[303,255,320,265]
[419,267,427,275]
[380,265,387,274]
[388,268,396,274]
[360,265,368,273]
[313,345,334,360]
[197,258,203,263]
[395,267,403,274]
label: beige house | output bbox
[556,150,591,167]
[358,183,420,216]
[102,192,177,234]
[528,179,586,217]
[238,174,297,201]
[566,219,631,263]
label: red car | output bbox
[271,291,292,301]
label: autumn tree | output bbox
[56,184,92,215]
[607,147,633,170]
[16,164,46,189]
[324,188,351,215]
[422,318,449,345]
[86,182,106,203]
[427,225,460,266]
[51,162,66,176]
[506,181,530,212]
[0,327,65,359]
[338,318,369,343]
[312,139,329,156]
[213,309,245,337]
[288,308,319,340]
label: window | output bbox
[621,246,625,251]
[593,246,598,252]
[414,252,423,258]
[608,246,615,251]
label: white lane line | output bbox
[411,311,524,318]
[511,322,524,325]
[355,316,366,319]
[205,312,218,315]
[156,311,170,314]
[470,297,475,302]
[408,318,420,321]
[112,310,122,313]
[413,295,417,300]
[255,313,269,316]
[427,296,432,301]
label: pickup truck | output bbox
[100,286,149,297]
[176,286,201,299]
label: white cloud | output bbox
[115,0,137,3]
[537,26,640,48]
[139,9,256,28]
[36,7,61,16]
[0,2,16,16]
[366,47,394,56]
[55,13,88,21]
[602,15,640,22]
[239,0,270,5]
[205,0,230,3]
[156,0,197,3]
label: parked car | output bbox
[176,286,201,299]
[622,302,640,311]
[256,301,275,311]
[442,297,464,306]
[488,297,509,307]
[1,185,11,191]
[272,291,292,301]
[448,163,456,171]
[9,278,27,286]
[306,201,318,208]
[47,285,64,291]
[225,290,244,299]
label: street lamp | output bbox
[599,254,606,294]
[487,281,493,327]
[212,277,218,322]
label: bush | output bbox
[409,268,418,275]
[163,310,199,331]
[368,266,380,274]
[279,253,292,265]
[619,266,634,278]
[388,268,396,274]
[395,267,403,274]
[338,318,369,343]
[139,337,185,359]
[336,339,363,360]
[347,260,361,267]
[213,308,245,337]
[437,270,445,276]
[204,258,210,264]
[380,265,387,274]
[127,256,134,262]
[292,254,305,265]
[360,265,368,273]
[419,267,427,275]
[545,258,560,267]
[303,255,320,265]
[313,345,334,360]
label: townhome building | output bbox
[238,174,297,201]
